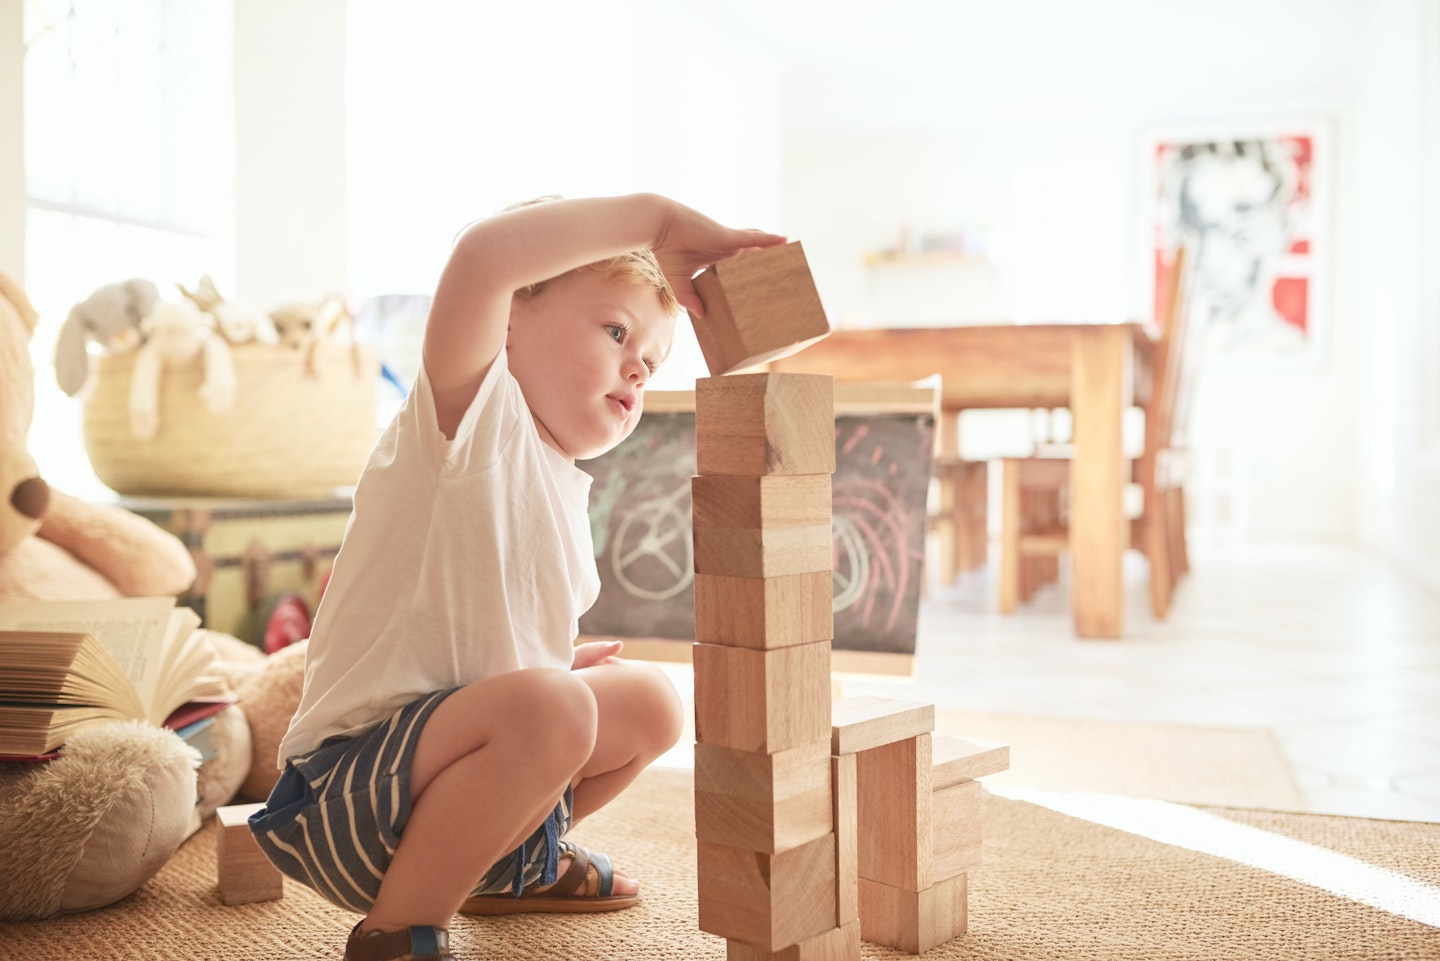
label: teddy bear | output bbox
[53,277,159,398]
[0,270,255,919]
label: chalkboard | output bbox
[579,405,935,656]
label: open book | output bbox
[0,596,230,757]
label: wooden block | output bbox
[856,733,932,891]
[697,833,838,951]
[695,740,833,853]
[692,474,832,529]
[857,874,968,954]
[690,241,831,376]
[832,752,858,925]
[696,373,836,477]
[931,734,1010,789]
[694,571,833,650]
[932,780,983,881]
[216,802,283,905]
[831,696,934,755]
[693,524,833,578]
[694,641,832,753]
[726,920,861,961]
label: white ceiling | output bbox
[661,0,1381,130]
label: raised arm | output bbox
[421,193,783,437]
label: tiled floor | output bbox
[842,539,1440,823]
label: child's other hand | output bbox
[651,199,786,317]
[571,639,624,670]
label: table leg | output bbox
[1069,327,1132,639]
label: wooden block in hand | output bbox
[932,779,983,882]
[695,740,833,853]
[694,571,833,650]
[690,241,831,376]
[857,874,968,954]
[725,920,861,961]
[831,696,935,756]
[931,734,1010,790]
[856,733,933,891]
[696,373,835,477]
[216,802,283,905]
[694,641,832,753]
[698,833,838,951]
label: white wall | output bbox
[342,0,783,389]
[1353,0,1440,583]
[233,0,347,307]
[781,115,1368,542]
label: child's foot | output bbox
[458,840,641,915]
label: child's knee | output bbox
[625,662,684,750]
[519,670,599,762]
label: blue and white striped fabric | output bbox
[249,688,573,913]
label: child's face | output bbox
[507,270,675,461]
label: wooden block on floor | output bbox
[932,779,983,882]
[856,733,932,891]
[726,920,861,961]
[831,696,935,756]
[832,752,858,925]
[216,802,283,905]
[693,524,833,578]
[858,873,968,954]
[697,833,838,951]
[692,474,832,530]
[931,734,1010,790]
[694,640,832,753]
[690,241,831,376]
[696,373,836,477]
[694,571,833,650]
[695,740,833,853]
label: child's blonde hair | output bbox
[506,196,680,317]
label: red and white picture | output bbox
[1151,132,1321,360]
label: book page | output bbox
[0,597,176,718]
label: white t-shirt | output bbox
[278,349,600,762]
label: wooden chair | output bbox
[928,409,989,586]
[997,246,1204,620]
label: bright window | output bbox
[22,0,232,495]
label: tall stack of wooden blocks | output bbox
[692,373,852,960]
[688,242,1009,958]
[690,242,855,960]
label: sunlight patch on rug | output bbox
[995,785,1440,928]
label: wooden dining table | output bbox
[769,322,1157,640]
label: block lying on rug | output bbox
[0,721,199,920]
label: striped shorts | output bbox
[248,688,574,914]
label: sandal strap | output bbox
[542,840,616,899]
[345,921,452,961]
[545,840,593,899]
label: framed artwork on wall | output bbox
[1143,119,1332,369]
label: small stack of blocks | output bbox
[689,243,1009,958]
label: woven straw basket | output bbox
[83,341,381,498]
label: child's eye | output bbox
[606,324,626,343]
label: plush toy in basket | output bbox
[75,279,381,499]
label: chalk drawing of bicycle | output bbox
[832,477,917,635]
[609,481,695,602]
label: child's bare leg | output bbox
[361,668,598,933]
[548,659,683,896]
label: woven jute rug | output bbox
[2,766,1436,961]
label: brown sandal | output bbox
[344,921,453,960]
[459,840,640,916]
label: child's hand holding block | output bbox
[690,241,831,375]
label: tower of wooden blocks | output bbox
[689,242,1008,959]
[691,369,854,960]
